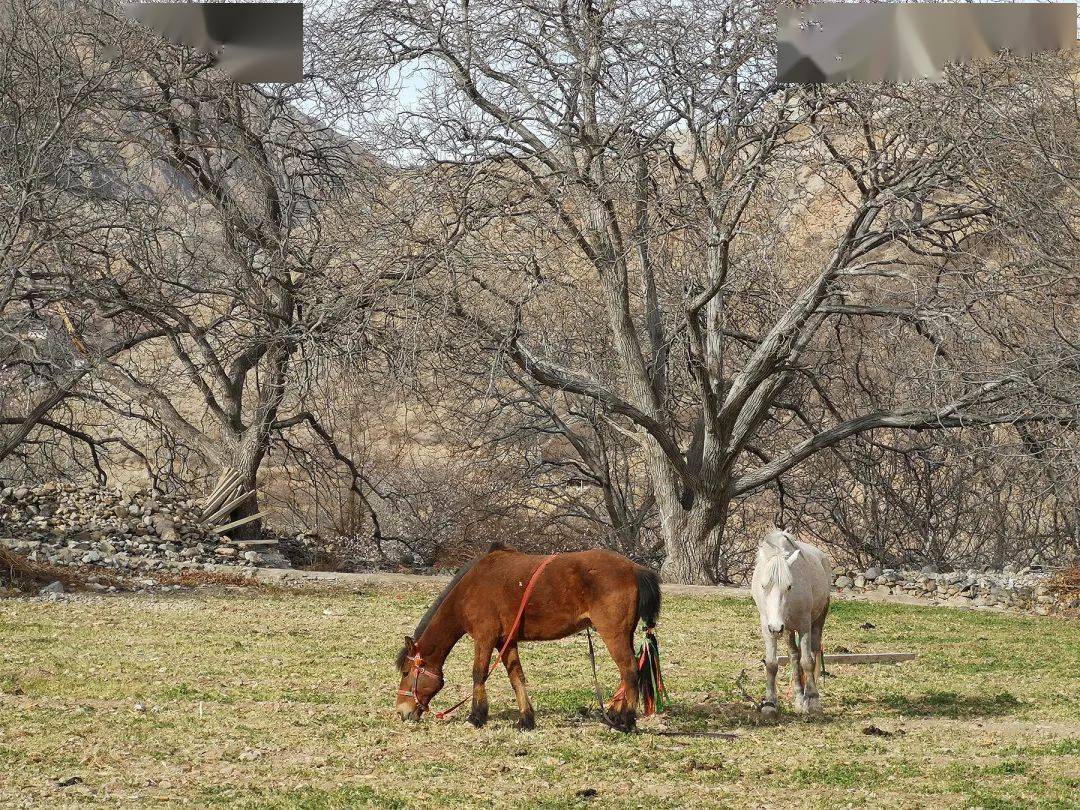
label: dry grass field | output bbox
[1,585,1077,808]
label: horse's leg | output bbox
[760,619,780,719]
[467,637,494,728]
[812,599,829,680]
[786,628,806,713]
[502,643,535,731]
[596,625,639,732]
[803,612,827,716]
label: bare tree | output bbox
[343,0,1078,581]
[0,0,424,536]
[3,0,1074,576]
[0,0,157,471]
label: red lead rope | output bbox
[434,554,557,720]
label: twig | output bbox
[734,667,758,707]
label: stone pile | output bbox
[277,531,321,568]
[0,482,291,573]
[830,563,1077,615]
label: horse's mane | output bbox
[394,542,515,671]
[759,550,794,590]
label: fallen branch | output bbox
[733,667,758,707]
[776,652,916,665]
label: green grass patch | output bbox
[881,689,1025,717]
[791,762,881,786]
[0,588,1076,807]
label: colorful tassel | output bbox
[636,628,670,715]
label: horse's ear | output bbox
[404,635,416,650]
[765,529,795,551]
[786,549,800,565]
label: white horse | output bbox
[751,529,832,717]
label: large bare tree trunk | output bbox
[659,500,729,585]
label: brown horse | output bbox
[394,543,662,731]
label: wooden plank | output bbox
[205,489,255,526]
[211,511,265,535]
[201,470,241,518]
[776,652,916,665]
[229,538,279,548]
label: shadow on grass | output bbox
[198,784,410,809]
[536,684,838,734]
[882,689,1025,718]
[648,698,835,734]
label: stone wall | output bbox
[830,564,1077,615]
[0,482,291,573]
[3,482,1078,615]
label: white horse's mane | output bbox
[759,547,794,590]
[759,530,798,589]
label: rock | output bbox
[13,487,29,499]
[864,566,881,581]
[854,575,866,588]
[215,546,237,557]
[834,575,852,589]
[38,581,65,597]
[151,514,179,544]
[921,563,939,574]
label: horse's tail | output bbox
[634,567,669,715]
[634,566,661,630]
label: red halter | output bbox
[397,652,443,715]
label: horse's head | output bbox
[759,548,800,635]
[395,636,444,721]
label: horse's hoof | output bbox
[611,711,636,733]
[515,714,535,731]
[805,697,822,716]
[467,712,488,728]
[760,704,778,720]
